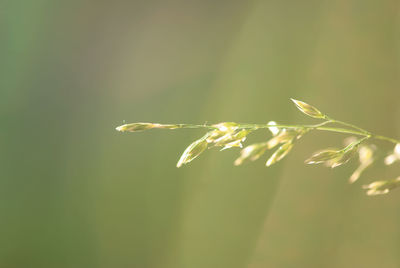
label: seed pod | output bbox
[234,142,269,166]
[349,145,374,183]
[291,98,326,119]
[220,139,243,151]
[384,143,400,165]
[266,142,294,167]
[206,122,241,145]
[363,177,400,196]
[305,150,341,165]
[329,139,364,168]
[267,128,306,149]
[359,145,374,163]
[116,123,156,132]
[176,137,208,168]
[329,145,358,168]
[214,129,251,150]
[206,130,228,143]
[212,122,239,132]
[267,130,294,149]
[115,123,180,132]
[267,121,280,136]
[305,139,362,168]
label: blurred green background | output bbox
[2,0,400,267]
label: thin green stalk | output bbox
[175,124,217,129]
[372,134,400,144]
[326,117,371,135]
[170,121,399,144]
[238,123,367,136]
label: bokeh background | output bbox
[2,0,400,267]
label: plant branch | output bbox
[168,121,400,144]
[116,99,400,196]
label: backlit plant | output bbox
[116,99,400,196]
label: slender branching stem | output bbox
[171,120,399,145]
[372,135,400,144]
[116,99,400,196]
[325,117,371,135]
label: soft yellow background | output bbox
[2,0,400,267]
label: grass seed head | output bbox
[117,99,400,196]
